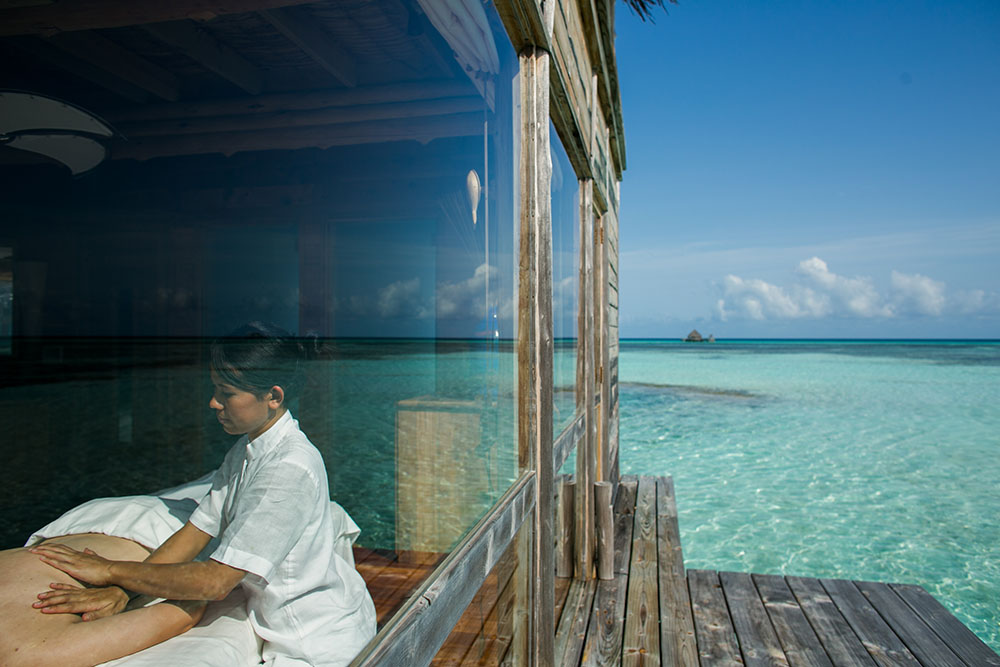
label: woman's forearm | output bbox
[108,560,243,601]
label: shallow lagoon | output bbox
[618,339,1000,651]
[2,337,996,651]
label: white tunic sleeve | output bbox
[208,456,322,583]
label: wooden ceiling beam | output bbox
[144,21,262,95]
[0,0,52,8]
[259,7,358,87]
[111,111,485,160]
[117,96,485,137]
[46,31,181,101]
[10,36,151,103]
[105,80,474,122]
[0,0,318,36]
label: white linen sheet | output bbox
[24,474,363,666]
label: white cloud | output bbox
[376,277,429,319]
[717,274,828,320]
[717,257,998,323]
[890,270,945,316]
[953,289,1000,316]
[437,262,510,320]
[796,257,892,318]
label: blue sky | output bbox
[614,0,1000,339]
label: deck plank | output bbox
[821,578,920,667]
[688,569,741,666]
[855,581,965,667]
[622,476,661,666]
[753,574,834,667]
[891,583,1000,667]
[787,576,876,667]
[581,476,639,666]
[614,478,639,575]
[720,571,789,666]
[556,578,598,667]
[655,477,698,667]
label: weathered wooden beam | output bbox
[753,575,834,667]
[105,80,473,123]
[719,571,789,666]
[555,476,575,578]
[352,472,536,666]
[109,111,484,160]
[574,177,595,581]
[493,0,551,52]
[622,476,659,665]
[143,21,262,95]
[10,36,151,103]
[597,212,611,482]
[116,96,484,137]
[580,476,635,666]
[891,583,1000,667]
[594,481,613,580]
[0,0,317,36]
[820,578,921,666]
[259,6,357,87]
[554,578,597,666]
[552,410,584,474]
[46,31,180,101]
[657,477,698,666]
[855,581,966,667]
[517,44,555,667]
[689,569,742,666]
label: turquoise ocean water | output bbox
[618,339,1000,651]
[3,338,997,650]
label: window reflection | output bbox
[0,0,520,638]
[0,247,10,355]
[551,123,581,437]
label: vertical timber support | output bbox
[517,43,555,667]
[575,177,596,580]
[597,211,610,483]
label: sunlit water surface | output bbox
[618,339,1000,651]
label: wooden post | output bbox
[597,211,610,483]
[556,476,576,578]
[595,480,613,580]
[575,177,595,580]
[516,44,554,667]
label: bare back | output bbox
[1,535,203,667]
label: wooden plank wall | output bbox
[591,101,611,212]
[551,0,593,178]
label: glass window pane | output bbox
[0,0,520,653]
[551,123,581,437]
[0,247,10,355]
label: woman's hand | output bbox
[33,583,130,620]
[30,543,115,586]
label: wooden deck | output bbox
[555,475,1000,667]
[354,547,447,628]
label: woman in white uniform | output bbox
[31,323,376,666]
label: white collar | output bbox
[245,410,294,461]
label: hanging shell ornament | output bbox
[466,169,481,226]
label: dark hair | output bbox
[210,322,315,401]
